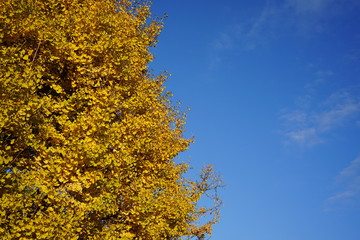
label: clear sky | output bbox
[150,0,360,239]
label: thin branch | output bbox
[30,40,41,69]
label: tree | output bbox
[0,0,222,239]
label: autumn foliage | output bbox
[0,0,222,239]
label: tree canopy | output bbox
[0,0,222,239]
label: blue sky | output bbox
[150,0,360,239]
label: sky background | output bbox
[150,0,360,239]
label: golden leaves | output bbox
[0,0,222,239]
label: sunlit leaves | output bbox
[0,0,222,239]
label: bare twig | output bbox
[30,40,41,69]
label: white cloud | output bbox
[210,0,359,53]
[211,4,284,52]
[245,5,280,40]
[326,157,360,209]
[280,80,360,147]
[212,33,235,51]
[281,110,308,124]
[315,102,360,131]
[208,56,223,71]
[337,157,360,181]
[286,0,334,13]
[315,70,334,77]
[285,128,323,146]
[344,48,360,62]
[282,101,360,146]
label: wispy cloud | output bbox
[210,4,283,52]
[284,127,323,146]
[286,0,334,13]
[316,102,359,131]
[280,75,360,147]
[212,32,235,51]
[326,156,360,210]
[337,157,360,181]
[344,35,360,62]
[210,0,359,53]
[281,97,360,146]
